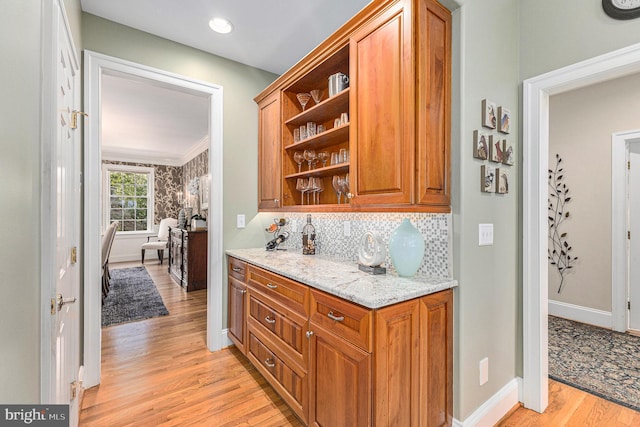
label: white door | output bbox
[628,144,640,331]
[44,1,81,425]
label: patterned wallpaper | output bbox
[103,149,208,224]
[264,212,452,278]
[182,150,209,216]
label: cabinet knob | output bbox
[346,192,354,199]
[306,330,314,339]
[327,311,345,322]
[274,198,279,203]
[241,289,247,295]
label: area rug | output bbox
[548,315,640,411]
[102,267,169,327]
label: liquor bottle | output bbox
[302,214,316,255]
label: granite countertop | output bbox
[225,248,457,309]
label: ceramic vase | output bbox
[178,209,186,228]
[388,218,425,277]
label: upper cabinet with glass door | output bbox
[254,0,451,213]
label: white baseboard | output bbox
[454,378,521,427]
[221,328,233,348]
[548,300,612,329]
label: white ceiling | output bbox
[85,0,371,164]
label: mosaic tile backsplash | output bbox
[261,212,452,278]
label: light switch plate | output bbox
[478,223,493,246]
[236,214,245,229]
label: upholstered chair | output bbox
[141,218,178,264]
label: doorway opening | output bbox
[522,42,640,412]
[83,51,224,388]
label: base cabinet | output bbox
[168,228,207,291]
[231,261,453,427]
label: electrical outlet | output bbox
[236,214,245,229]
[478,224,494,246]
[479,357,489,385]
[343,221,351,237]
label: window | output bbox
[103,164,154,232]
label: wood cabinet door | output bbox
[415,0,451,207]
[374,299,421,426]
[258,90,282,210]
[350,0,413,206]
[228,276,247,354]
[308,323,371,427]
[419,289,453,427]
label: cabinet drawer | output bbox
[247,265,309,315]
[248,332,307,423]
[310,289,372,352]
[228,257,247,282]
[248,290,308,368]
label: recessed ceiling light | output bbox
[209,17,233,34]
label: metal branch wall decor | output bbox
[548,153,578,293]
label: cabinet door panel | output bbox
[258,91,282,210]
[420,289,453,427]
[308,324,371,427]
[351,0,413,206]
[416,0,451,206]
[228,276,247,354]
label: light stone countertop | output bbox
[225,248,457,309]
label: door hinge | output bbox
[70,381,77,401]
[629,301,631,310]
[629,161,631,170]
[71,246,77,264]
[629,231,631,240]
[50,298,57,315]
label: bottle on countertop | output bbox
[302,214,316,255]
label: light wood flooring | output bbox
[81,261,637,426]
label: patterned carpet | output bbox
[549,315,640,411]
[102,267,169,327]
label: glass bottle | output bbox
[302,214,316,255]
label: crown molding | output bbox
[180,136,210,165]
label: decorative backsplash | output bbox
[262,212,452,278]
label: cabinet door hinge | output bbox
[70,381,78,401]
[628,301,631,310]
[629,231,631,240]
[628,161,631,170]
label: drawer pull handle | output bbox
[266,283,278,289]
[264,358,276,368]
[232,266,242,272]
[327,311,345,322]
[264,315,276,324]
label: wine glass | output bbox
[296,178,308,205]
[340,174,350,203]
[317,151,329,167]
[332,175,343,204]
[310,89,323,104]
[315,177,325,205]
[303,149,317,170]
[296,93,312,111]
[308,177,319,205]
[293,151,304,173]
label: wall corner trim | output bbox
[454,377,522,427]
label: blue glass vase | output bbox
[388,218,425,277]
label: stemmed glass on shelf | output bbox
[293,151,304,173]
[296,93,312,111]
[303,149,317,171]
[332,175,343,204]
[296,178,308,205]
[341,173,350,203]
[317,151,329,168]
